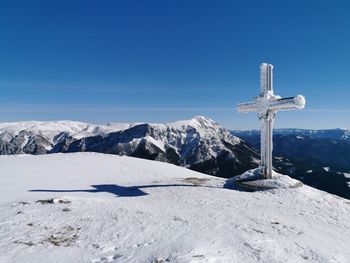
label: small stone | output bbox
[63,226,74,231]
[36,199,54,204]
[57,199,71,204]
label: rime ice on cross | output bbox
[238,63,305,179]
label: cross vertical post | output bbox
[260,63,274,179]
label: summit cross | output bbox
[237,63,306,179]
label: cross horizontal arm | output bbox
[268,95,305,111]
[237,95,305,114]
[237,101,259,113]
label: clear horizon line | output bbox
[0,104,350,113]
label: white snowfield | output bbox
[0,153,350,263]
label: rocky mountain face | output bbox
[0,121,134,155]
[0,117,261,177]
[0,130,51,155]
[62,117,261,177]
[231,130,350,199]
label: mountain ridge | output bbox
[0,116,261,177]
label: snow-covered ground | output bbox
[0,153,350,263]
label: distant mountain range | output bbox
[231,129,350,168]
[0,117,349,199]
[0,117,265,178]
[0,120,135,155]
[231,129,350,199]
[232,128,350,142]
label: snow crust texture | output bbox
[1,153,350,263]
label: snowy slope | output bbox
[1,153,350,263]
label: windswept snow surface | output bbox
[0,153,350,263]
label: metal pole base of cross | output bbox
[260,165,271,179]
[232,167,303,191]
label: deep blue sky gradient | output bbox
[1,0,350,129]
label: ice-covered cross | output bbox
[237,63,306,179]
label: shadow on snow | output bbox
[29,180,242,198]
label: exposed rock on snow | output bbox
[0,153,350,263]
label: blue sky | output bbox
[1,0,350,129]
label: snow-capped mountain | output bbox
[63,116,260,177]
[0,121,135,155]
[0,117,260,177]
[1,153,350,263]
